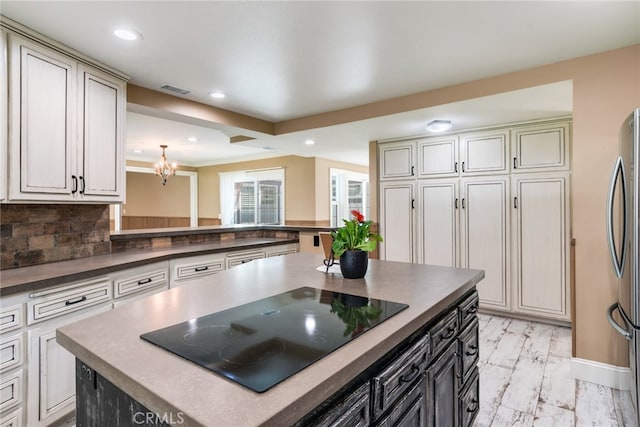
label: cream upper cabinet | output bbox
[417,179,458,267]
[511,121,570,172]
[8,33,76,201]
[379,141,416,180]
[379,181,415,263]
[511,173,570,320]
[6,30,127,203]
[0,29,7,202]
[417,137,458,178]
[460,177,510,311]
[459,130,509,176]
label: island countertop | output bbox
[57,253,484,426]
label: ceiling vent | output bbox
[160,84,190,96]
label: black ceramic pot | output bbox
[339,250,369,279]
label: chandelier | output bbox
[155,145,177,186]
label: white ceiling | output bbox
[2,1,638,167]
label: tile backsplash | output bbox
[1,204,111,270]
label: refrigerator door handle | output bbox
[607,156,627,279]
[607,302,632,340]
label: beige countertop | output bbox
[57,253,484,427]
[0,237,297,296]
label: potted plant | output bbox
[331,210,383,279]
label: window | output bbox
[220,169,284,225]
[330,169,369,227]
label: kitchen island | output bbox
[57,253,484,426]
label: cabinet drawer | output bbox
[27,279,111,325]
[226,251,265,269]
[459,368,479,427]
[0,305,23,334]
[377,375,426,427]
[311,382,370,427]
[0,334,22,374]
[458,291,479,331]
[430,309,458,360]
[174,259,224,280]
[0,407,23,427]
[458,318,479,387]
[372,334,429,420]
[0,369,22,413]
[114,267,168,299]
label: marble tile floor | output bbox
[473,314,636,427]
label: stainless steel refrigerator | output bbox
[607,108,640,424]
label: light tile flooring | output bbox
[473,313,637,427]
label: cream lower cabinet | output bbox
[511,173,570,320]
[379,181,415,263]
[417,178,510,311]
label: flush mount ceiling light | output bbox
[155,145,177,186]
[426,120,453,133]
[133,149,142,153]
[186,137,197,143]
[209,92,226,99]
[113,28,142,41]
[304,139,315,145]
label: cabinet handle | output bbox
[513,157,517,169]
[462,161,465,173]
[137,278,152,285]
[72,175,78,194]
[455,198,459,209]
[454,162,458,173]
[65,296,87,306]
[465,345,479,356]
[411,199,415,209]
[399,364,421,384]
[411,166,415,176]
[467,398,479,413]
[79,176,85,194]
[440,326,456,340]
[461,198,466,209]
[514,196,518,209]
[467,305,478,314]
[194,266,209,272]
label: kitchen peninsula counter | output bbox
[57,253,484,426]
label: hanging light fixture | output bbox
[155,145,177,186]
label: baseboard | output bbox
[571,357,632,391]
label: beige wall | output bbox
[124,172,190,217]
[314,158,369,224]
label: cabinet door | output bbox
[459,130,508,176]
[379,181,415,263]
[8,34,75,201]
[512,173,570,320]
[27,305,110,427]
[425,342,459,427]
[417,137,458,178]
[379,142,415,180]
[0,29,7,202]
[511,121,570,172]
[418,179,458,267]
[460,178,510,311]
[78,65,126,201]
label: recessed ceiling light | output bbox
[187,137,197,143]
[113,29,142,41]
[133,149,142,153]
[304,139,315,145]
[210,92,226,99]
[426,120,453,133]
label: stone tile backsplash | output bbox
[1,204,111,270]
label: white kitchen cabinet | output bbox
[511,173,570,320]
[459,129,509,176]
[26,305,110,427]
[6,30,127,203]
[460,178,510,311]
[0,29,7,203]
[0,408,23,427]
[417,179,458,267]
[417,137,458,178]
[265,243,299,257]
[226,249,265,269]
[511,121,570,172]
[170,254,226,288]
[110,261,169,300]
[379,181,415,263]
[379,141,416,180]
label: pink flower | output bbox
[351,210,365,223]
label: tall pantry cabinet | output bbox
[378,119,571,322]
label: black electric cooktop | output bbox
[140,287,408,393]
